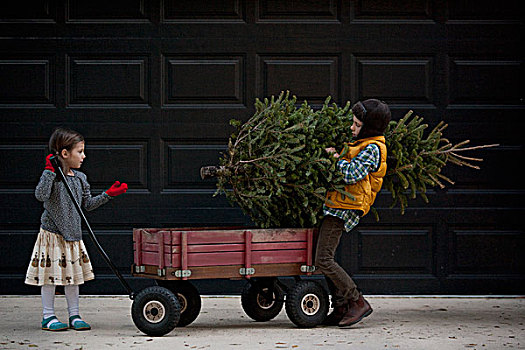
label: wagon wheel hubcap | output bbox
[143,300,166,323]
[301,293,320,316]
[257,288,275,309]
[176,293,188,313]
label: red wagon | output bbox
[130,227,328,336]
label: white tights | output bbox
[41,285,80,319]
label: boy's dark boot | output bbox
[338,294,373,328]
[322,303,348,326]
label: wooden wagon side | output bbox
[132,227,318,280]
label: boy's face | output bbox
[351,116,363,138]
[61,141,86,169]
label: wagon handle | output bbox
[50,156,136,300]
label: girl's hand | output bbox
[44,154,55,172]
[105,181,128,197]
[325,147,340,158]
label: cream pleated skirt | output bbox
[25,228,94,286]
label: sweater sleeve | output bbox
[78,173,111,211]
[35,170,57,202]
[336,144,380,185]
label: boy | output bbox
[317,99,391,327]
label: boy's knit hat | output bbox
[351,99,391,139]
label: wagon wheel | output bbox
[241,278,284,322]
[131,286,180,336]
[285,280,328,328]
[157,280,202,327]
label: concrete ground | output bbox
[0,295,523,350]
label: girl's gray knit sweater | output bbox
[35,169,111,241]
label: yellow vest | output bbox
[325,136,387,216]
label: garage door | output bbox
[0,1,523,294]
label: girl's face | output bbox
[351,116,363,138]
[61,141,86,170]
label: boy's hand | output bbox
[44,154,55,172]
[105,181,128,197]
[325,147,340,158]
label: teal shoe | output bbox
[69,315,91,331]
[42,316,68,331]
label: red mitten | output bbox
[105,181,128,197]
[44,154,55,173]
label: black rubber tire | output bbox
[285,280,328,328]
[156,280,202,327]
[241,278,284,322]
[131,286,181,336]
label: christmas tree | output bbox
[201,91,497,228]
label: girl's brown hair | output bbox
[48,127,84,156]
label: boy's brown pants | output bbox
[314,215,360,308]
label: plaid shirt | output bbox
[323,143,381,232]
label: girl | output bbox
[25,128,128,331]
[317,99,391,328]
